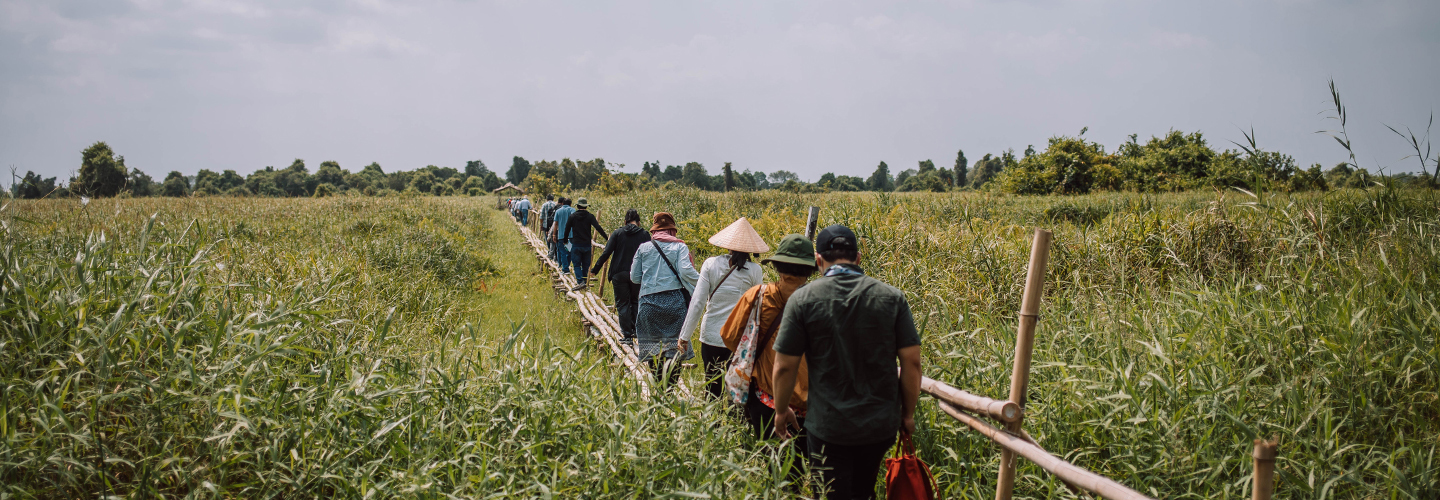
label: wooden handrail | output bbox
[935,400,1154,500]
[919,375,1020,423]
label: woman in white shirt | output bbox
[677,218,769,400]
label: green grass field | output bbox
[2,187,1437,498]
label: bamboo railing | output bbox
[921,228,1279,500]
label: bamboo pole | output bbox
[918,375,1021,423]
[1252,437,1279,500]
[805,206,820,241]
[995,228,1053,500]
[937,401,1153,500]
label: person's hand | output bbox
[774,407,799,439]
[901,415,916,436]
[677,339,689,354]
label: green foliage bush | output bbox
[995,136,1114,195]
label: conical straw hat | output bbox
[709,217,770,253]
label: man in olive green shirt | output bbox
[771,224,922,500]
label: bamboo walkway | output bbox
[509,215,692,400]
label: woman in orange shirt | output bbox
[720,234,817,454]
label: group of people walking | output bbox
[530,195,923,500]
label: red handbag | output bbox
[884,432,937,500]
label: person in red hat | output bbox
[629,212,699,387]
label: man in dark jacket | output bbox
[563,197,607,288]
[592,209,651,342]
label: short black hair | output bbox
[772,261,817,277]
[624,209,641,224]
[819,248,859,263]
[547,194,554,201]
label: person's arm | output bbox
[771,352,802,439]
[678,246,699,290]
[591,217,607,241]
[770,298,806,440]
[894,295,923,435]
[591,232,619,274]
[898,345,922,436]
[677,259,714,349]
[629,248,645,287]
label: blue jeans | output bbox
[556,242,571,277]
[571,247,592,285]
[519,212,529,225]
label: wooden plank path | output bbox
[510,214,693,400]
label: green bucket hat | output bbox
[762,234,818,268]
[576,197,589,209]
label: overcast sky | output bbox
[2,0,1437,183]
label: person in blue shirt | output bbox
[548,197,575,276]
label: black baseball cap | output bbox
[815,224,858,253]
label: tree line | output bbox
[11,134,1436,200]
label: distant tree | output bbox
[194,169,222,195]
[576,158,606,189]
[996,137,1113,195]
[722,162,735,192]
[867,162,893,191]
[769,170,799,184]
[917,160,936,174]
[1024,145,1037,158]
[316,161,347,189]
[507,156,532,185]
[895,168,916,187]
[954,150,968,188]
[161,171,190,197]
[128,169,157,197]
[642,161,663,179]
[747,170,770,189]
[832,175,866,192]
[818,172,837,189]
[14,171,58,199]
[681,162,711,189]
[464,160,489,178]
[218,170,244,191]
[971,154,1005,188]
[73,141,128,197]
[1106,131,1216,192]
[408,171,437,194]
[661,165,684,183]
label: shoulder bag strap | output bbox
[753,283,783,352]
[708,263,739,300]
[650,240,689,292]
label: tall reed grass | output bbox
[581,185,1440,498]
[0,197,800,497]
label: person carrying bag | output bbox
[629,212,698,388]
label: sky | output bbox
[2,0,1438,184]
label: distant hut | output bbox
[492,183,524,210]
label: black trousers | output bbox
[745,388,807,482]
[700,343,731,400]
[611,276,640,339]
[808,434,895,500]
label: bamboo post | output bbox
[805,206,820,241]
[995,228,1053,500]
[1252,437,1279,500]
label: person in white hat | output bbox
[677,217,770,400]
